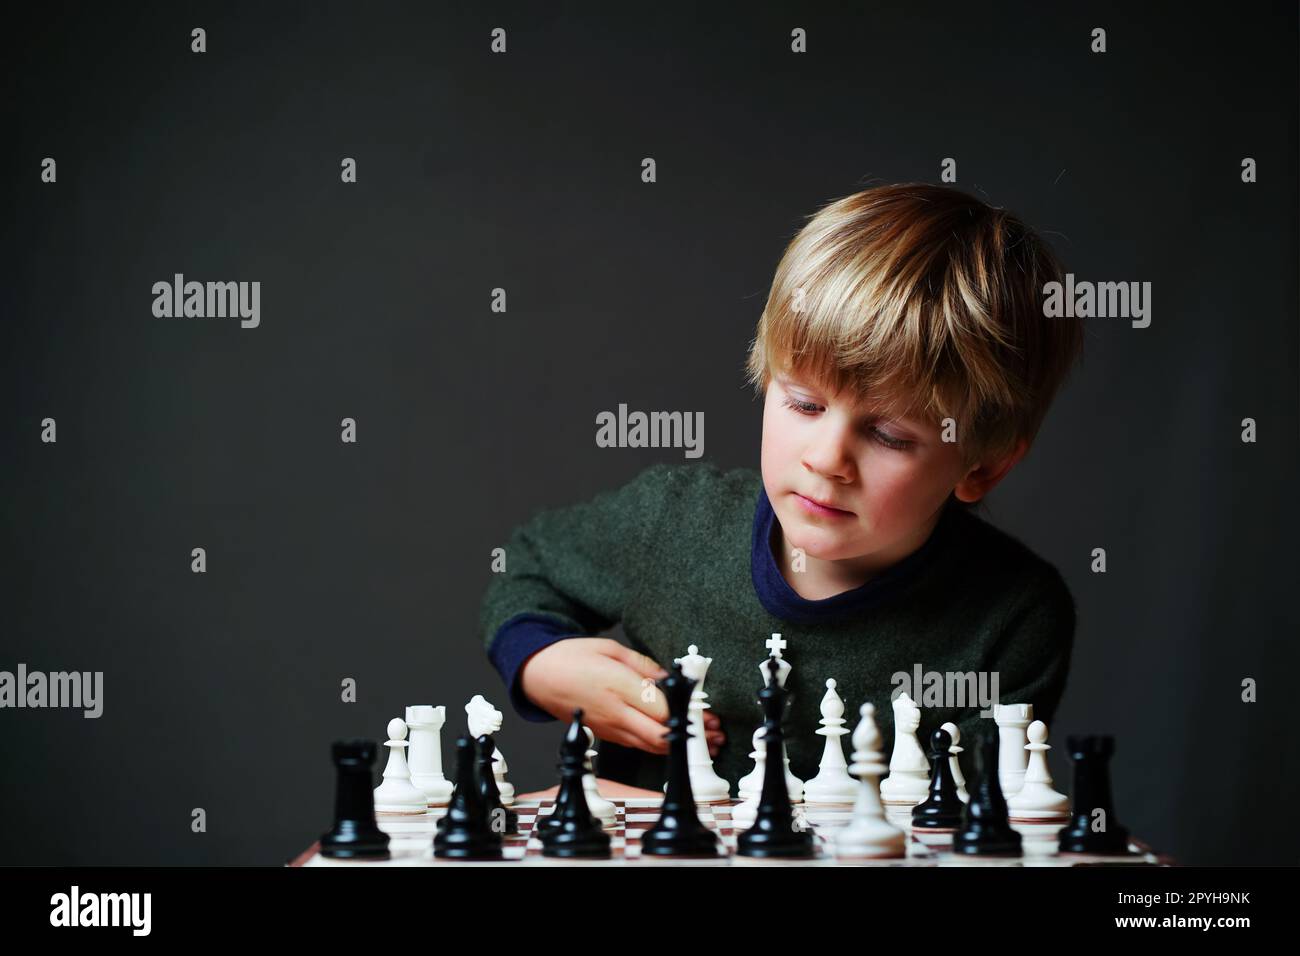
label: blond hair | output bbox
[746,183,1083,468]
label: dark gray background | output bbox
[2,1,1296,866]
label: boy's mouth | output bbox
[792,492,855,518]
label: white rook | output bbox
[994,703,1033,797]
[405,705,454,806]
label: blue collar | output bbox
[750,484,959,623]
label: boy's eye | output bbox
[869,426,912,450]
[782,395,913,450]
[781,396,821,415]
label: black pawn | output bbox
[641,662,723,857]
[912,728,965,830]
[1057,735,1132,855]
[736,656,815,859]
[433,736,504,860]
[320,739,391,860]
[476,734,518,835]
[952,729,1022,856]
[540,710,611,858]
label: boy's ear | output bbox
[953,438,1029,503]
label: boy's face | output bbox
[760,371,1001,572]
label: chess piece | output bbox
[466,695,514,804]
[641,662,722,857]
[733,729,766,826]
[753,635,804,801]
[911,728,965,831]
[736,728,767,801]
[952,730,1022,856]
[476,734,518,834]
[373,718,430,814]
[582,727,617,828]
[1007,720,1069,823]
[834,703,906,859]
[879,693,930,807]
[732,790,759,827]
[803,679,858,804]
[994,703,1033,797]
[670,645,731,802]
[540,711,612,859]
[736,657,815,858]
[433,737,504,860]
[1057,735,1133,855]
[940,721,969,803]
[320,739,391,859]
[405,705,454,806]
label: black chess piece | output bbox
[1057,735,1133,855]
[641,661,723,857]
[320,739,391,859]
[534,721,575,839]
[539,710,612,859]
[912,728,965,830]
[736,656,815,859]
[433,736,504,860]
[952,729,1022,856]
[476,734,519,835]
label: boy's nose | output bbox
[799,413,857,479]
[801,441,855,483]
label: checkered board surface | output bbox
[296,799,1164,867]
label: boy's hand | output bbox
[518,638,725,757]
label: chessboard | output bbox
[291,797,1166,867]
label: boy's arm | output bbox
[479,464,674,722]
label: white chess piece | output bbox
[737,728,766,800]
[803,679,858,804]
[940,721,969,804]
[1007,720,1069,822]
[994,703,1033,797]
[743,728,800,806]
[466,694,515,804]
[763,634,792,687]
[373,717,429,814]
[755,634,804,802]
[732,803,757,827]
[732,729,769,827]
[405,705,454,806]
[879,693,930,807]
[732,791,758,827]
[582,727,617,827]
[671,645,730,802]
[834,703,906,859]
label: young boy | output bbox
[479,183,1084,791]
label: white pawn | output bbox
[373,717,429,814]
[803,679,858,804]
[879,693,930,807]
[405,705,454,806]
[736,728,767,801]
[834,703,905,859]
[1007,720,1069,822]
[466,694,515,804]
[735,725,802,810]
[732,793,758,828]
[582,726,617,828]
[940,721,969,803]
[994,703,1033,797]
[732,729,767,827]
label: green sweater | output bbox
[480,462,1075,791]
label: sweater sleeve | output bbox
[950,563,1077,753]
[478,464,674,721]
